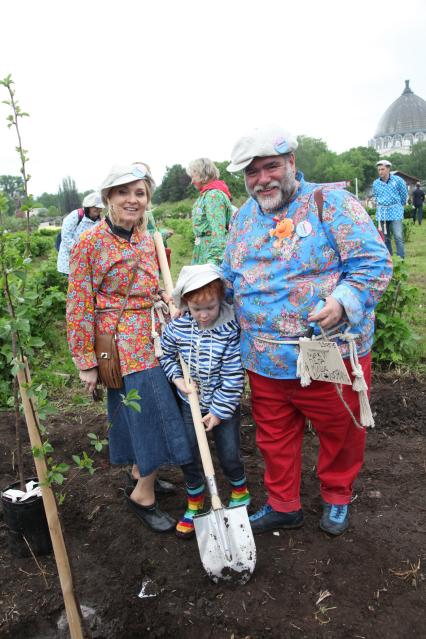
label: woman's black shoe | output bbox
[126,470,176,495]
[124,487,176,532]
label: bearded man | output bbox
[222,127,392,536]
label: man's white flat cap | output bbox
[227,126,298,173]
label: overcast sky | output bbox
[1,0,425,196]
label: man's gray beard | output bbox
[247,174,296,213]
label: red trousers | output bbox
[247,354,371,512]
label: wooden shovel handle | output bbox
[153,232,217,481]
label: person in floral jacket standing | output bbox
[223,126,393,536]
[66,163,192,533]
[187,158,235,265]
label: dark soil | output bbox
[1,373,425,639]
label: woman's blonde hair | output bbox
[186,158,220,185]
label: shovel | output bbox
[153,232,256,585]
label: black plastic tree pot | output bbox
[1,478,52,558]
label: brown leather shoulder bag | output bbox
[95,266,137,389]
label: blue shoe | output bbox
[320,503,349,535]
[249,503,304,534]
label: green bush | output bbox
[152,200,193,221]
[38,227,60,237]
[0,236,67,406]
[5,230,54,257]
[373,259,420,367]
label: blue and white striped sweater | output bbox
[159,303,244,420]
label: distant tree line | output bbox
[0,175,88,217]
[152,137,426,204]
[3,137,426,212]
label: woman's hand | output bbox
[79,368,98,393]
[159,291,171,304]
[202,412,221,432]
[307,296,343,330]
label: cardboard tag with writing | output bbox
[299,340,352,385]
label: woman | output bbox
[186,158,235,265]
[57,191,103,275]
[66,162,192,533]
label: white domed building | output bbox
[368,80,426,156]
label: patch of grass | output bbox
[404,222,426,365]
[167,230,193,282]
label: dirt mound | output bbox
[0,375,425,638]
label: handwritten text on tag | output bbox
[299,341,352,385]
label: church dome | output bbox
[369,81,426,156]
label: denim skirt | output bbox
[107,366,192,476]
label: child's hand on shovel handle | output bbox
[173,377,198,395]
[202,412,221,432]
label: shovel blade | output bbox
[193,505,256,584]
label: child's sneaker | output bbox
[228,477,251,508]
[176,484,205,539]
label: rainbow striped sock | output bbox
[176,484,205,537]
[229,477,251,508]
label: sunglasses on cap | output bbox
[132,163,151,180]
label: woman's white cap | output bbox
[82,191,103,208]
[100,162,156,205]
[172,264,224,308]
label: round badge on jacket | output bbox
[296,220,312,238]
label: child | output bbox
[160,264,250,538]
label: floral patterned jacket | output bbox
[222,172,393,379]
[192,189,233,265]
[66,219,161,375]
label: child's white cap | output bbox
[172,264,224,309]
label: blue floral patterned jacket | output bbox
[222,172,393,379]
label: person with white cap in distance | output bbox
[159,263,250,539]
[57,191,103,275]
[66,162,193,533]
[222,126,393,536]
[372,159,408,258]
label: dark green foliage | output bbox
[214,162,248,199]
[296,137,380,193]
[381,142,426,180]
[0,175,25,215]
[152,140,385,206]
[35,191,61,210]
[374,259,420,367]
[58,176,81,214]
[152,164,191,204]
[152,200,193,221]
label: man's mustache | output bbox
[254,181,281,193]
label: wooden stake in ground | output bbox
[17,358,85,639]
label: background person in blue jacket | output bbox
[373,159,408,258]
[160,264,250,539]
